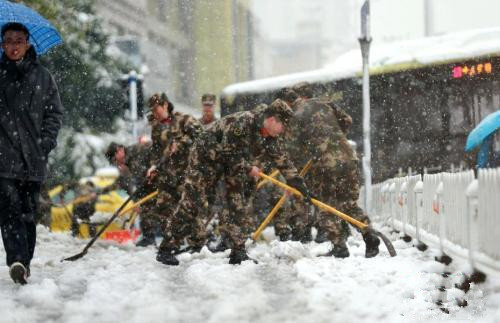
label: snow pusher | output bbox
[62,188,158,261]
[257,171,397,257]
[49,170,152,244]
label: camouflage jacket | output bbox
[327,101,352,134]
[154,112,203,190]
[199,115,217,127]
[114,142,152,194]
[203,109,298,180]
[287,98,357,168]
[150,112,202,167]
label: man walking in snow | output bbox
[0,23,63,284]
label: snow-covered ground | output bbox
[0,226,499,323]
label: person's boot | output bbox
[363,231,380,258]
[278,231,291,242]
[300,228,313,243]
[210,237,230,253]
[9,262,28,285]
[315,227,329,243]
[319,242,350,258]
[156,248,180,266]
[229,248,257,265]
[136,234,156,247]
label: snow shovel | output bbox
[62,189,158,262]
[256,169,280,190]
[252,160,313,241]
[257,172,397,257]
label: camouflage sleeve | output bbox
[219,117,254,175]
[264,139,298,180]
[330,103,352,133]
[172,115,202,153]
[150,124,165,166]
[305,110,342,161]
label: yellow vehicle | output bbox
[48,167,140,242]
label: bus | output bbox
[221,28,500,182]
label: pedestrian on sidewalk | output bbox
[0,22,63,284]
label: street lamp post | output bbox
[359,0,372,213]
[128,70,138,139]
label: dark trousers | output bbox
[0,178,41,267]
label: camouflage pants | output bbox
[217,175,255,249]
[140,192,172,238]
[274,198,313,237]
[161,137,254,251]
[309,160,371,245]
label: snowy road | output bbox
[0,226,498,323]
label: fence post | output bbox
[400,181,410,241]
[381,183,389,223]
[389,182,396,230]
[466,179,479,269]
[414,179,427,251]
[435,182,445,254]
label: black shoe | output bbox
[9,262,28,285]
[209,239,230,253]
[363,232,380,258]
[156,249,180,266]
[278,232,291,242]
[229,249,257,265]
[190,245,203,253]
[136,235,156,247]
[300,229,313,243]
[320,243,350,258]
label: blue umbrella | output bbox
[0,0,63,55]
[465,110,500,152]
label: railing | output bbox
[364,167,500,276]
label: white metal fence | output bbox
[365,167,500,275]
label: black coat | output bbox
[0,47,63,181]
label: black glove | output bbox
[287,176,313,203]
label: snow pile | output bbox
[0,226,499,322]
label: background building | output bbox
[95,0,255,110]
[251,0,500,78]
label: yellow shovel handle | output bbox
[256,169,280,190]
[252,160,313,241]
[258,172,368,230]
[118,191,159,217]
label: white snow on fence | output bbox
[368,167,500,276]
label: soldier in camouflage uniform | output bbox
[157,99,311,266]
[105,140,158,246]
[199,93,218,126]
[146,93,204,251]
[287,83,380,258]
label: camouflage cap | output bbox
[292,81,313,99]
[275,87,299,104]
[201,93,216,106]
[265,99,294,124]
